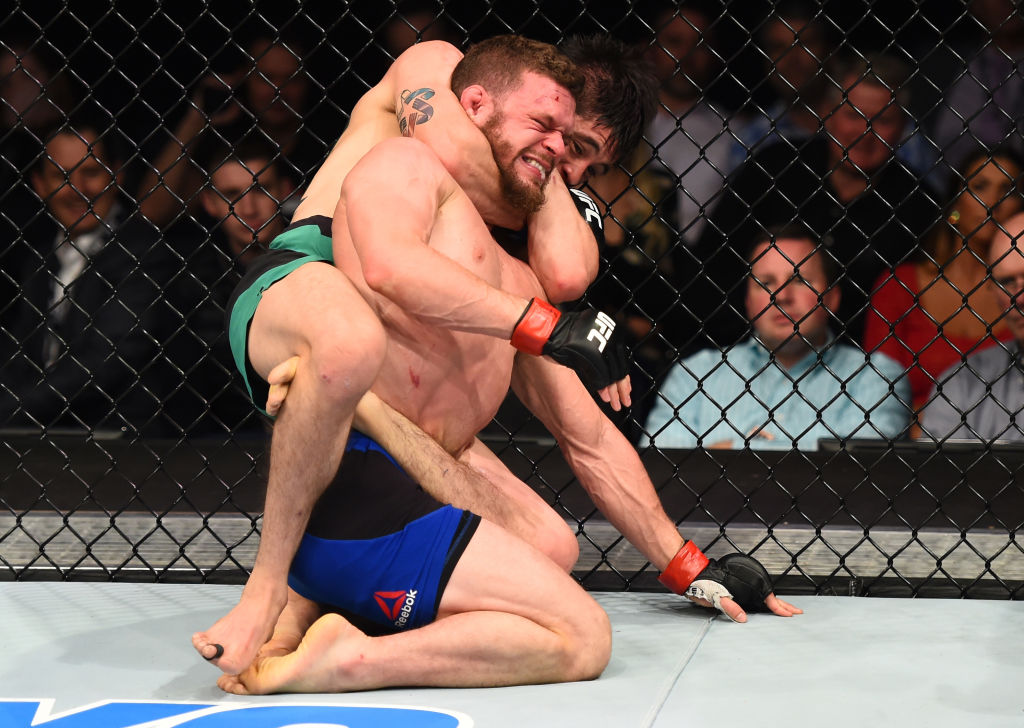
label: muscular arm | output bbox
[525,174,601,302]
[386,42,520,230]
[510,353,685,570]
[337,138,528,338]
[352,392,530,532]
[388,43,599,301]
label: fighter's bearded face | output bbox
[481,109,547,214]
[476,71,576,215]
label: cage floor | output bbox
[0,582,1020,727]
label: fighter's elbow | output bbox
[540,265,597,304]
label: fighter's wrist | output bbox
[658,540,711,595]
[511,298,560,356]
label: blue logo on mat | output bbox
[0,699,470,727]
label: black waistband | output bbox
[285,214,332,238]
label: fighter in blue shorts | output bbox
[287,430,480,634]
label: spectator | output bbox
[1,34,79,255]
[642,1,737,247]
[691,52,940,348]
[0,112,195,433]
[929,0,1024,174]
[729,1,832,168]
[136,28,323,229]
[729,3,937,182]
[644,227,909,450]
[198,137,293,270]
[381,1,460,57]
[863,147,1023,421]
[920,212,1024,442]
[161,137,294,435]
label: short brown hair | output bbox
[451,34,584,103]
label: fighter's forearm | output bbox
[513,357,683,570]
[525,174,600,303]
[561,429,684,571]
[352,392,519,525]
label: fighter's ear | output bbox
[459,84,492,121]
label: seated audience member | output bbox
[729,2,935,181]
[691,52,940,348]
[137,28,325,228]
[920,213,1024,442]
[165,138,294,435]
[928,0,1024,175]
[199,137,293,269]
[643,2,737,247]
[0,111,196,433]
[644,227,909,450]
[921,210,1024,438]
[728,1,832,169]
[0,33,78,256]
[863,147,1023,419]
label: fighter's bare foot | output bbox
[193,582,288,674]
[218,613,371,695]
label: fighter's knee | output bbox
[559,600,612,682]
[533,518,579,573]
[308,320,386,403]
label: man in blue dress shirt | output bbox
[645,226,910,450]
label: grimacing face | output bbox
[479,71,576,213]
[559,116,615,187]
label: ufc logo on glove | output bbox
[586,311,616,352]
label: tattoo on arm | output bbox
[398,88,436,136]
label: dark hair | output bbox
[560,34,660,163]
[746,223,837,286]
[32,105,125,174]
[924,144,1024,264]
[450,34,584,103]
[199,135,284,179]
[823,52,912,109]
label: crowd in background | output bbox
[1,0,1022,449]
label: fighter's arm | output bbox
[381,42,521,230]
[510,353,802,621]
[337,138,528,337]
[524,174,601,303]
[385,42,599,302]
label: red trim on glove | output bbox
[658,541,710,595]
[511,298,560,356]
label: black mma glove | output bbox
[511,298,627,390]
[658,542,773,619]
[569,188,605,246]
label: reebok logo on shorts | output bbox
[373,589,418,627]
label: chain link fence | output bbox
[1,1,1022,598]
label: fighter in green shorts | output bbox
[225,215,334,414]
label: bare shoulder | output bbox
[389,41,464,80]
[345,138,454,194]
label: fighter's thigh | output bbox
[248,262,385,380]
[437,518,606,633]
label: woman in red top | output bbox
[864,147,1024,428]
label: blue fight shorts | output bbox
[287,431,481,633]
